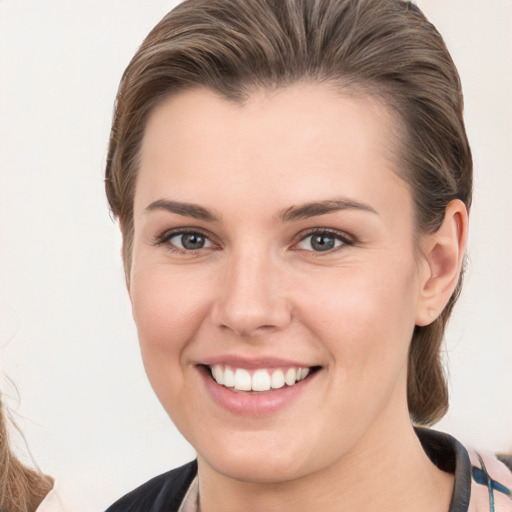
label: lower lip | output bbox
[198,367,317,416]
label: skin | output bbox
[128,84,467,512]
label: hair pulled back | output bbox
[105,0,472,425]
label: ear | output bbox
[415,199,469,326]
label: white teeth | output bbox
[224,367,235,387]
[270,369,285,389]
[234,369,252,391]
[298,367,310,381]
[285,368,297,386]
[209,365,311,391]
[211,365,224,385]
[252,369,271,391]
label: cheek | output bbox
[295,257,419,368]
[128,265,216,425]
[129,265,212,363]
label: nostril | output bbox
[219,323,279,338]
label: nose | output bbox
[210,249,292,338]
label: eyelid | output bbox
[293,227,355,252]
[152,226,354,253]
[153,227,218,252]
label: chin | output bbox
[194,427,334,485]
[201,450,309,484]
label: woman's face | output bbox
[129,84,430,483]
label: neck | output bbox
[197,414,453,512]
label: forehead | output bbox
[140,83,398,157]
[135,84,409,219]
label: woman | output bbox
[0,394,54,512]
[103,0,512,510]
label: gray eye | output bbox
[181,233,205,250]
[310,234,335,251]
[297,232,345,252]
[169,232,211,250]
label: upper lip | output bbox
[198,356,318,369]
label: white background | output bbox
[0,1,510,510]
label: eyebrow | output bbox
[279,198,378,222]
[144,197,377,223]
[144,199,220,221]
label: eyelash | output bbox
[293,228,355,254]
[154,227,355,254]
[154,228,215,254]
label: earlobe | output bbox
[415,199,469,326]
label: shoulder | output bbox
[36,489,62,512]
[467,448,512,512]
[104,460,198,512]
[36,481,80,512]
[416,428,512,512]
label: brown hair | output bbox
[105,0,472,425]
[0,396,53,512]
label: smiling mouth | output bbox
[205,364,320,392]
